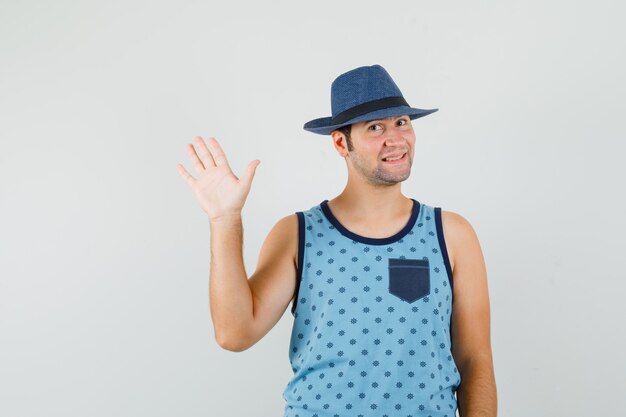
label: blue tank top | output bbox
[282,198,461,417]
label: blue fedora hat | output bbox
[303,64,438,135]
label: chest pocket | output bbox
[388,258,431,303]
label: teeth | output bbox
[384,154,403,161]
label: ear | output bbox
[330,130,349,157]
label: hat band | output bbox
[330,96,409,125]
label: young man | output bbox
[176,64,497,417]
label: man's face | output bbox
[342,115,416,186]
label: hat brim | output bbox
[303,106,438,135]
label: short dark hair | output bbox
[337,124,354,151]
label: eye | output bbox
[368,124,382,131]
[397,118,408,126]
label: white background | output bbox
[1,1,624,416]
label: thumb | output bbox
[241,159,260,188]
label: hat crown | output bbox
[330,64,404,118]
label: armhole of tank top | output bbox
[291,211,305,316]
[434,207,454,300]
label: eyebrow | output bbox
[366,116,408,124]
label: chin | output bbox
[379,174,410,185]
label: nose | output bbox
[383,126,408,147]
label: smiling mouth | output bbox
[381,153,407,163]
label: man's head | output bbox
[303,64,436,186]
[331,114,416,186]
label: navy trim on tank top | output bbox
[319,198,420,246]
[434,207,454,295]
[291,212,305,315]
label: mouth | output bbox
[381,153,407,164]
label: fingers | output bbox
[205,137,232,171]
[186,142,207,173]
[185,135,238,187]
[175,163,196,187]
[192,136,216,169]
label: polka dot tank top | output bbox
[281,199,461,417]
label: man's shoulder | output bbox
[263,213,300,263]
[440,209,481,271]
[440,209,473,232]
[272,212,299,232]
[270,202,327,246]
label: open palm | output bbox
[176,136,260,221]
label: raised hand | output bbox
[176,136,260,221]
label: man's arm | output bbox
[176,135,297,352]
[442,210,497,417]
[208,214,254,351]
[209,213,297,352]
